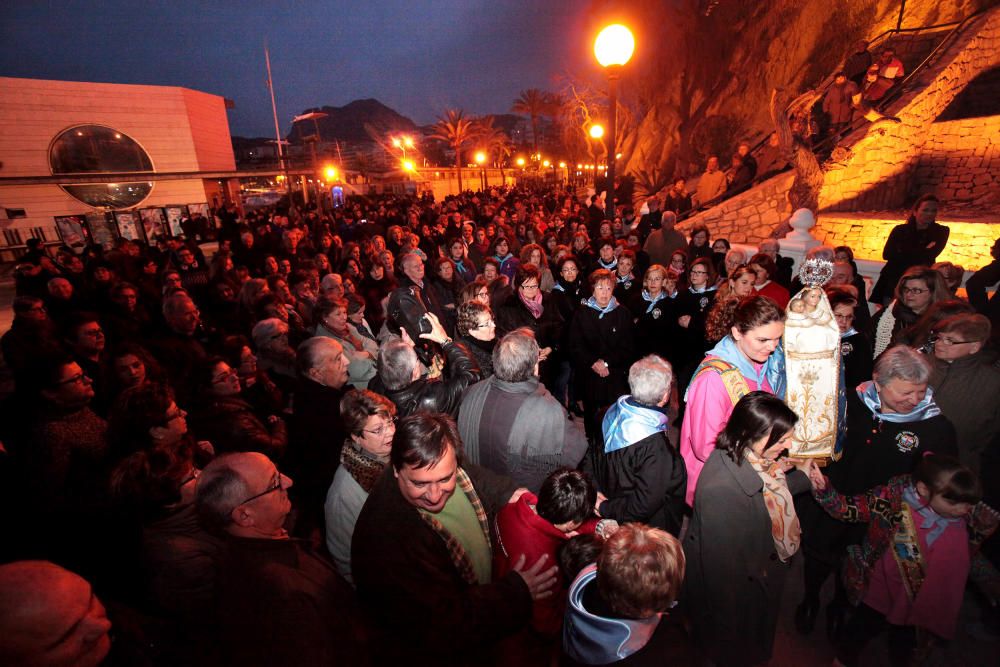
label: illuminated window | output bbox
[50,125,154,208]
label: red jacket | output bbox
[494,493,597,634]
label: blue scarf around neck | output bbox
[598,257,618,271]
[602,396,668,453]
[902,483,963,546]
[706,335,786,398]
[857,381,941,423]
[585,295,619,319]
[840,327,858,339]
[642,290,667,314]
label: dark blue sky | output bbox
[1,1,592,137]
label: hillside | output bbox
[286,98,419,144]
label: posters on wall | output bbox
[188,202,210,220]
[114,211,141,241]
[165,206,187,236]
[54,215,90,248]
[85,212,118,249]
[140,207,168,242]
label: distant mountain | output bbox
[286,99,419,144]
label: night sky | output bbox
[0,0,593,137]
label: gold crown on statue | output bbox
[798,258,834,287]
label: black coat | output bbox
[495,291,564,350]
[684,449,810,666]
[582,430,687,536]
[568,304,636,411]
[352,464,528,666]
[287,378,345,519]
[384,340,480,418]
[871,220,950,304]
[188,395,287,460]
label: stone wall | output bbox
[911,114,1000,207]
[818,8,1000,211]
[677,171,795,243]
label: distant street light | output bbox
[324,165,338,181]
[594,23,634,219]
[516,157,526,167]
[474,151,487,190]
[402,159,415,174]
[589,124,605,139]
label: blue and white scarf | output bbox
[857,381,941,423]
[705,334,786,398]
[602,396,668,453]
[597,257,618,271]
[641,289,667,314]
[585,295,619,319]
[840,327,858,339]
[903,483,963,546]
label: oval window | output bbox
[50,125,154,208]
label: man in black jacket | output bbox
[375,311,480,417]
[582,355,687,536]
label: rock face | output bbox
[286,99,418,144]
[618,0,989,181]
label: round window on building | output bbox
[50,125,154,208]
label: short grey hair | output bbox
[493,328,539,382]
[874,345,932,385]
[760,239,779,252]
[660,211,677,227]
[629,355,673,406]
[162,291,194,317]
[251,317,287,348]
[726,248,746,263]
[378,339,419,391]
[195,453,250,532]
[296,336,343,377]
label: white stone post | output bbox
[780,208,822,277]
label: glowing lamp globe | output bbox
[402,159,415,172]
[594,24,634,68]
[516,157,526,166]
[589,124,605,139]
[474,151,487,165]
[324,166,338,181]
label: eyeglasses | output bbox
[520,283,539,290]
[475,318,496,329]
[902,287,929,295]
[81,328,104,338]
[211,369,238,384]
[363,416,398,437]
[929,332,976,346]
[689,269,709,276]
[57,372,90,386]
[236,472,284,506]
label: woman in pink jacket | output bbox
[680,295,787,505]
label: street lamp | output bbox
[474,151,487,190]
[588,124,605,139]
[594,23,634,220]
[392,135,415,161]
[516,157,526,167]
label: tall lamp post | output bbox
[594,24,634,220]
[474,151,487,191]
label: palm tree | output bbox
[511,88,554,155]
[430,109,477,193]
[475,116,514,185]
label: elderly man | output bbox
[758,238,794,287]
[319,272,345,300]
[695,156,727,207]
[396,251,449,328]
[352,412,559,665]
[196,452,364,665]
[149,291,207,399]
[583,355,687,536]
[722,248,746,279]
[376,311,479,417]
[643,211,688,267]
[0,561,113,667]
[288,337,350,533]
[458,329,587,492]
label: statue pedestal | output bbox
[781,208,822,276]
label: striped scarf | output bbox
[745,449,801,562]
[415,468,491,585]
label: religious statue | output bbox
[783,260,841,458]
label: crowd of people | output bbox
[0,182,998,667]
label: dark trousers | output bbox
[836,603,916,667]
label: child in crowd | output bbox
[807,454,999,666]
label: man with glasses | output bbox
[150,291,208,402]
[352,413,558,665]
[196,452,364,665]
[62,312,107,412]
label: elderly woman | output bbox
[187,356,287,460]
[630,264,681,362]
[584,355,687,536]
[674,256,720,392]
[313,297,377,389]
[324,390,396,584]
[680,296,786,505]
[747,253,790,308]
[568,269,636,437]
[685,391,811,667]
[871,266,951,357]
[795,345,958,636]
[455,301,497,378]
[827,287,873,390]
[930,313,1000,474]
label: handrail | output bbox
[674,5,993,224]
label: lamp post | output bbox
[594,24,634,220]
[474,151,487,191]
[392,135,415,162]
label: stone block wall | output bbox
[818,8,1000,212]
[678,171,795,243]
[911,114,1000,207]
